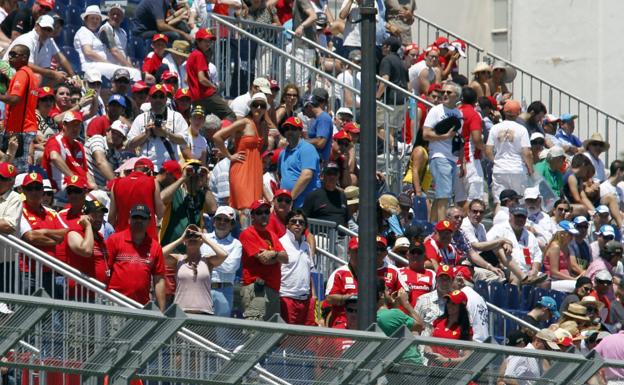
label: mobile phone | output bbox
[85,89,95,98]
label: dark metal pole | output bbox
[357,1,378,330]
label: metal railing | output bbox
[0,234,292,385]
[0,292,616,385]
[412,14,624,164]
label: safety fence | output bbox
[412,14,624,164]
[0,292,618,385]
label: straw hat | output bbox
[379,194,400,215]
[578,295,605,311]
[345,186,359,206]
[582,132,610,151]
[165,40,191,58]
[562,303,591,322]
[491,60,517,83]
[558,320,585,341]
[472,62,492,74]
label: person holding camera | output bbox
[159,159,217,248]
[127,84,190,167]
[163,224,227,314]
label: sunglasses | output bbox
[338,140,350,146]
[23,184,43,191]
[131,215,149,221]
[597,280,612,285]
[253,209,271,216]
[289,219,305,225]
[214,216,232,223]
[251,103,267,109]
[471,209,484,214]
[7,51,24,58]
[557,207,571,212]
[345,307,357,313]
[66,187,85,195]
[440,90,454,95]
[285,93,298,97]
[115,78,130,84]
[603,235,615,241]
[276,197,292,204]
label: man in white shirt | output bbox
[408,45,440,94]
[485,100,533,205]
[279,210,316,325]
[422,81,463,222]
[582,132,608,183]
[524,186,558,249]
[98,4,133,67]
[487,206,545,285]
[127,84,189,168]
[230,77,272,118]
[2,15,71,84]
[503,329,560,385]
[203,205,242,317]
[0,162,22,292]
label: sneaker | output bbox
[522,272,548,286]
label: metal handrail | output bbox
[0,234,292,385]
[284,30,435,109]
[486,302,540,332]
[208,13,395,112]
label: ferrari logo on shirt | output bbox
[346,277,353,284]
[452,331,457,336]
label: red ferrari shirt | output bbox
[105,229,165,305]
[431,318,472,362]
[424,236,459,266]
[111,171,158,239]
[142,51,164,74]
[86,115,111,137]
[186,49,216,100]
[65,228,108,288]
[458,103,483,163]
[398,267,435,307]
[42,133,88,191]
[4,65,38,133]
[240,225,285,291]
[55,208,83,264]
[19,203,62,271]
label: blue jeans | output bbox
[211,286,233,317]
[429,157,457,199]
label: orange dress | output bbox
[229,122,264,210]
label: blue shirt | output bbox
[308,111,333,161]
[279,140,321,208]
[555,128,582,148]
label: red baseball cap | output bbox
[135,157,154,172]
[195,28,216,41]
[404,43,419,53]
[271,148,282,166]
[163,84,174,96]
[0,163,17,179]
[436,264,455,279]
[161,160,182,179]
[22,172,43,186]
[427,83,442,95]
[454,266,473,283]
[250,199,271,212]
[175,87,190,100]
[149,84,167,96]
[152,33,168,43]
[348,237,359,250]
[282,116,303,130]
[424,44,440,54]
[131,81,149,93]
[36,0,54,9]
[64,175,88,189]
[435,220,455,232]
[161,70,178,81]
[261,150,273,159]
[486,96,501,111]
[433,36,449,48]
[333,130,351,141]
[38,86,54,99]
[376,235,387,248]
[343,122,360,134]
[269,79,280,90]
[445,289,468,305]
[274,189,292,199]
[62,111,83,123]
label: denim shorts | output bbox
[429,157,457,199]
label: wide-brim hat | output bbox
[582,132,610,151]
[472,62,492,74]
[578,295,605,311]
[81,5,106,21]
[492,60,517,83]
[562,303,591,322]
[165,40,191,58]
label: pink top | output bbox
[174,258,214,314]
[595,332,624,380]
[543,248,570,278]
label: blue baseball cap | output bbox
[560,113,578,122]
[536,296,560,318]
[558,220,579,235]
[108,94,127,108]
[596,205,610,215]
[573,216,588,225]
[599,224,616,237]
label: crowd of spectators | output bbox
[0,0,623,383]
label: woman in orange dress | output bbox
[212,93,268,213]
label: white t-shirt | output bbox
[486,120,530,174]
[602,180,624,205]
[186,132,208,160]
[2,30,59,68]
[424,103,462,162]
[461,286,489,343]
[408,60,434,91]
[334,70,361,105]
[127,108,190,168]
[279,230,314,298]
[98,22,128,65]
[493,206,510,226]
[230,92,252,118]
[74,26,107,65]
[460,217,487,244]
[340,0,361,47]
[487,222,542,273]
[583,152,606,183]
[527,210,558,247]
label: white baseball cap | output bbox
[524,186,540,200]
[336,107,354,117]
[84,69,102,83]
[252,78,271,94]
[214,206,236,221]
[110,120,129,137]
[37,15,55,29]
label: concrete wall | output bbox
[417,0,624,121]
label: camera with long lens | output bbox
[154,117,163,129]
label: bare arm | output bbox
[109,47,133,67]
[521,147,534,175]
[410,146,426,195]
[67,227,94,258]
[49,151,76,177]
[153,180,165,219]
[153,276,166,311]
[485,144,495,161]
[92,149,116,181]
[202,233,228,267]
[291,169,313,201]
[212,119,246,160]
[54,52,76,77]
[375,74,389,100]
[22,228,69,247]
